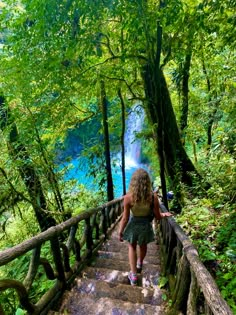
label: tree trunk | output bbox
[33,123,70,221]
[0,95,56,231]
[142,62,206,189]
[202,56,219,152]
[100,80,114,201]
[180,48,192,145]
[161,70,205,187]
[118,88,126,195]
[207,105,218,148]
[154,23,168,209]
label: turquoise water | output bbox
[112,165,140,197]
[60,105,149,198]
[61,158,151,198]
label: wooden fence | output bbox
[0,198,233,315]
[159,204,233,315]
[0,197,123,315]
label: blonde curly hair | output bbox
[128,168,152,204]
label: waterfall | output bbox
[124,106,144,169]
[59,104,146,198]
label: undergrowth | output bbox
[176,196,236,314]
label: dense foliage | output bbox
[0,0,235,313]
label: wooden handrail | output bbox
[159,204,233,315]
[0,198,233,315]
[0,197,123,315]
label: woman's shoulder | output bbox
[124,192,132,201]
[124,193,133,206]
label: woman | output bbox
[119,168,172,286]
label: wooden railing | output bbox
[0,197,123,315]
[159,204,233,315]
[0,198,233,315]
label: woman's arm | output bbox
[153,193,162,220]
[119,194,131,242]
[153,193,173,219]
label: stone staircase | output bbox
[49,224,168,315]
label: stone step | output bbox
[82,266,161,288]
[91,257,161,275]
[57,277,164,313]
[82,266,130,285]
[49,223,167,314]
[57,296,164,315]
[90,256,130,271]
[98,250,161,265]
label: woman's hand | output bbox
[119,232,124,242]
[161,212,173,218]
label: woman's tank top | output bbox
[131,202,151,217]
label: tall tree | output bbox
[118,88,126,196]
[180,44,192,145]
[0,96,56,231]
[100,80,114,201]
[1,0,235,201]
[134,1,204,190]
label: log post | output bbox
[169,246,177,275]
[50,238,65,283]
[60,244,71,273]
[166,228,177,271]
[106,206,111,227]
[74,239,81,262]
[102,207,107,239]
[85,218,93,258]
[185,247,233,315]
[23,246,41,291]
[187,268,200,315]
[172,254,191,313]
[66,224,78,251]
[0,279,35,313]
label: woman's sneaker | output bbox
[128,272,138,286]
[136,262,143,273]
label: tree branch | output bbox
[79,54,147,77]
[101,75,145,101]
[0,167,32,204]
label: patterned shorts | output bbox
[123,216,155,245]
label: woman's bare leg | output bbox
[128,243,137,274]
[138,244,147,265]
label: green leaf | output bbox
[162,293,167,301]
[159,276,168,288]
[15,308,26,315]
